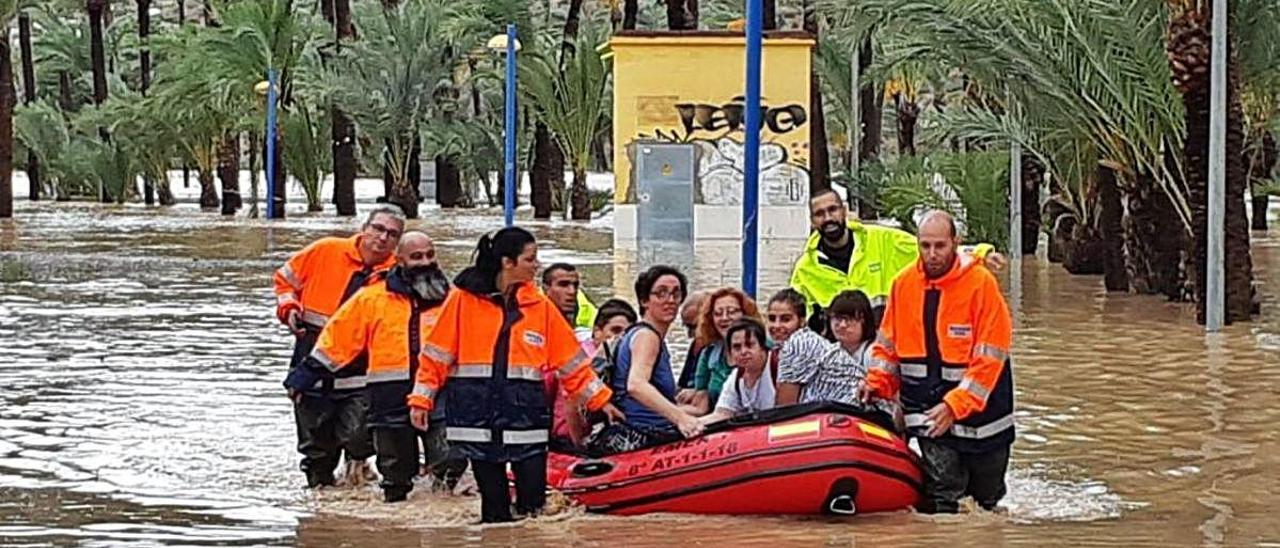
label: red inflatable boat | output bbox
[547,403,922,516]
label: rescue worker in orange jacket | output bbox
[407,227,624,523]
[273,205,403,488]
[859,210,1015,514]
[287,231,453,502]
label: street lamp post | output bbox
[488,25,521,227]
[257,69,280,220]
[741,0,763,298]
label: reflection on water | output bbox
[1,199,1278,546]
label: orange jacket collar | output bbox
[916,252,980,287]
[346,234,395,270]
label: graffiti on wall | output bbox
[636,96,811,206]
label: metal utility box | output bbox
[634,143,696,269]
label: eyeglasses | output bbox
[830,315,859,326]
[650,288,684,302]
[367,222,403,239]
[712,307,742,319]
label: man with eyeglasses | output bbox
[286,231,466,502]
[791,189,1004,327]
[274,205,405,488]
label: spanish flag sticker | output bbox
[858,422,893,441]
[768,420,821,443]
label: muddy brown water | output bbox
[1,200,1277,547]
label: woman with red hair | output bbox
[684,287,764,412]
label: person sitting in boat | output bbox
[590,266,705,454]
[699,319,777,424]
[678,287,763,415]
[763,288,809,376]
[548,299,639,451]
[775,290,899,423]
[772,288,836,407]
[675,290,709,390]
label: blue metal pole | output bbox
[265,68,279,220]
[504,24,518,227]
[741,0,763,298]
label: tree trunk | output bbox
[1249,132,1275,230]
[1223,55,1254,321]
[857,35,881,218]
[762,0,776,31]
[0,24,12,219]
[895,94,918,156]
[177,0,184,24]
[1062,224,1105,276]
[570,167,590,220]
[18,13,39,202]
[218,134,240,215]
[138,0,153,206]
[1097,165,1128,291]
[198,167,219,209]
[1169,6,1253,323]
[565,0,586,57]
[381,142,394,201]
[329,0,357,216]
[435,156,461,208]
[57,71,75,113]
[623,0,638,30]
[156,177,174,205]
[408,135,421,204]
[531,124,557,219]
[268,128,287,218]
[89,0,111,203]
[247,132,259,217]
[1124,166,1186,300]
[1020,155,1042,255]
[665,0,694,30]
[804,0,829,194]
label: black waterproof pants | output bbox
[293,392,373,487]
[469,453,547,523]
[916,437,1011,514]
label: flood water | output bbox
[1,194,1277,547]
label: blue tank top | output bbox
[611,323,676,430]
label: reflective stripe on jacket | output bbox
[309,268,445,427]
[272,235,394,330]
[408,281,611,461]
[789,220,995,314]
[866,254,1015,453]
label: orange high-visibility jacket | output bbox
[866,254,1015,451]
[309,269,445,427]
[273,235,395,329]
[408,282,611,458]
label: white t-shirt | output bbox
[714,360,777,415]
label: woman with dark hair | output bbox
[777,290,894,417]
[699,319,776,424]
[591,265,705,454]
[408,227,623,523]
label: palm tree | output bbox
[326,0,356,216]
[325,0,479,219]
[0,0,15,219]
[199,0,323,218]
[521,27,610,221]
[86,0,109,202]
[281,102,330,211]
[1166,0,1254,323]
[18,10,39,202]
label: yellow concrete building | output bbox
[609,31,816,209]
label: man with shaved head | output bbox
[286,230,464,502]
[861,210,1016,514]
[789,189,1005,327]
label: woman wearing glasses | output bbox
[590,266,706,454]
